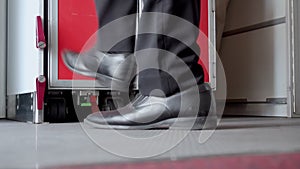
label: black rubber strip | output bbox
[223,17,286,37]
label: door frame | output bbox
[48,0,216,90]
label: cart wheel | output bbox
[45,98,67,123]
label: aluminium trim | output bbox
[223,17,286,37]
[292,0,300,116]
[209,0,217,90]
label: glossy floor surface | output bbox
[1,117,300,169]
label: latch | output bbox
[36,16,46,49]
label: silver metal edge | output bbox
[48,0,56,89]
[291,0,300,117]
[287,0,295,117]
[32,92,44,124]
[208,0,217,90]
[1,0,7,118]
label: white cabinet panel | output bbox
[7,0,44,95]
[221,24,289,101]
[224,0,286,31]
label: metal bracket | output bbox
[73,91,100,107]
[7,93,35,123]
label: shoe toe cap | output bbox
[62,50,78,68]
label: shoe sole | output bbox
[83,116,218,130]
[63,56,130,90]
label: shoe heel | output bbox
[169,116,217,130]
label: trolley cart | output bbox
[6,0,216,123]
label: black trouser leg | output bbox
[94,0,137,53]
[136,0,205,96]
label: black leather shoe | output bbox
[62,49,136,89]
[84,83,217,130]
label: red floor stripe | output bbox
[51,153,300,169]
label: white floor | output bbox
[1,117,300,169]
